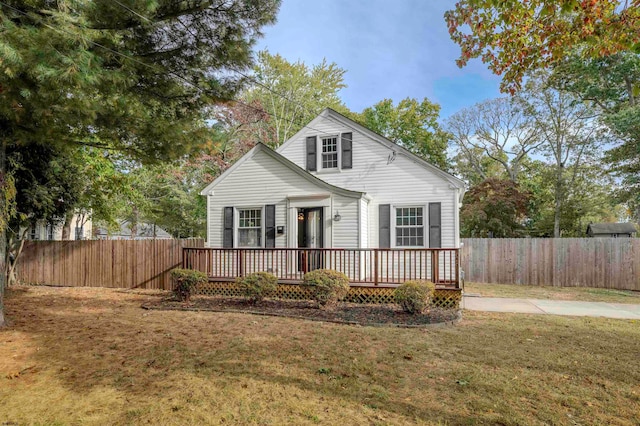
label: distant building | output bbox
[586,223,637,238]
[24,213,92,241]
[94,220,173,240]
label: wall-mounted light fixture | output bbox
[333,210,342,222]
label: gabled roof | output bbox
[200,143,365,199]
[587,222,637,234]
[277,108,466,190]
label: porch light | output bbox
[333,211,341,222]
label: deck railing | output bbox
[182,247,460,288]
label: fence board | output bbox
[461,238,640,291]
[15,239,204,290]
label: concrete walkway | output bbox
[463,296,640,319]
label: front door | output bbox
[298,207,323,271]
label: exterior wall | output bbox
[23,214,93,241]
[278,115,459,248]
[207,148,361,248]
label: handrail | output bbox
[182,247,460,288]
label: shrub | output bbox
[394,280,436,314]
[303,269,350,308]
[170,268,207,302]
[236,272,278,303]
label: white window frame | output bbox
[318,134,341,172]
[392,205,426,248]
[235,206,265,248]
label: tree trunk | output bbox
[553,165,564,238]
[0,140,7,328]
[61,210,74,240]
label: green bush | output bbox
[236,272,278,303]
[170,268,207,302]
[394,280,436,314]
[303,269,350,308]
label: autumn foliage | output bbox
[460,178,531,237]
[445,0,640,93]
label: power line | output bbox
[110,0,326,133]
[0,1,332,138]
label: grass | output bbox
[1,285,639,425]
[465,281,640,304]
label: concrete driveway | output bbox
[463,296,640,319]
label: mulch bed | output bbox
[143,295,461,327]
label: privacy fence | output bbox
[461,238,640,291]
[14,238,640,291]
[16,239,204,290]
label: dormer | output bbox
[305,132,352,173]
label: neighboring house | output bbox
[586,223,637,238]
[201,108,465,253]
[25,213,92,241]
[94,220,173,240]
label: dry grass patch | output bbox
[1,285,639,425]
[465,282,640,304]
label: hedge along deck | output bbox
[197,281,462,309]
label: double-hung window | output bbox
[395,207,424,247]
[321,136,338,169]
[238,208,262,247]
[46,223,54,241]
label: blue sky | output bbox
[256,0,503,119]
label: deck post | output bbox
[238,249,244,278]
[374,249,379,286]
[455,249,460,288]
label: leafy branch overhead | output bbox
[445,0,640,93]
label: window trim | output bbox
[235,206,265,248]
[392,204,426,248]
[319,134,340,171]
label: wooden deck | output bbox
[183,247,460,289]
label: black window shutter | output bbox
[341,132,352,169]
[306,136,317,171]
[429,203,441,248]
[265,204,276,248]
[379,204,390,248]
[223,207,234,248]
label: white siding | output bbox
[278,115,459,248]
[207,148,360,248]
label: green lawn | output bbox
[465,281,640,304]
[1,286,639,425]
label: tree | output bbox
[460,178,531,237]
[446,97,542,183]
[0,0,280,326]
[243,50,348,146]
[519,72,600,237]
[445,0,640,93]
[360,98,450,170]
[550,53,640,220]
[519,160,619,236]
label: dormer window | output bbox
[305,132,353,172]
[321,136,339,169]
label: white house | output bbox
[201,108,465,252]
[25,213,92,241]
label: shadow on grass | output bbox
[4,286,640,424]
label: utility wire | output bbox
[0,1,332,138]
[110,0,327,135]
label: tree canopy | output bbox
[445,0,640,93]
[360,98,451,170]
[0,0,281,325]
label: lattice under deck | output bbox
[197,282,461,309]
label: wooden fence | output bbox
[15,239,204,290]
[460,238,640,290]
